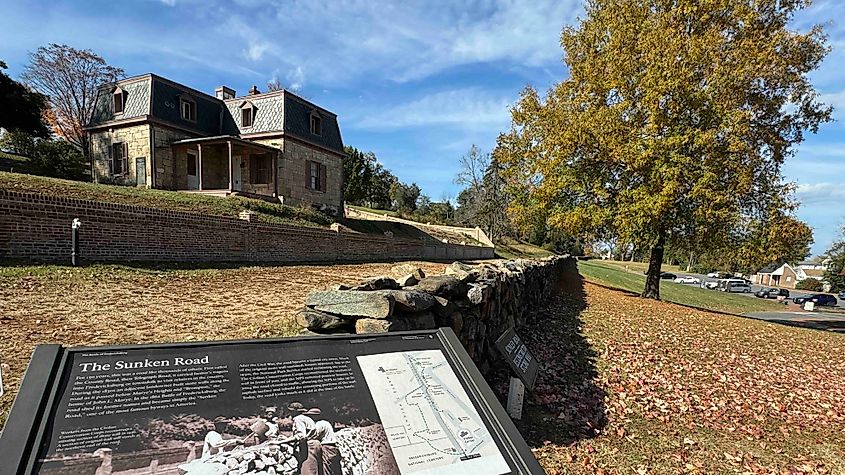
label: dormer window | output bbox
[241,101,255,128]
[310,113,322,136]
[180,96,196,122]
[113,87,125,115]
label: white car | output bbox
[674,276,701,285]
[703,281,719,289]
[706,272,720,278]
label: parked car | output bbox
[703,281,719,290]
[726,282,752,293]
[792,294,838,307]
[674,276,701,284]
[706,272,720,278]
[660,272,677,280]
[839,291,845,300]
[716,279,751,293]
[755,287,789,299]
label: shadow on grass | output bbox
[490,263,607,446]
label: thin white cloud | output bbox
[795,182,845,205]
[286,66,305,92]
[160,0,176,6]
[355,88,512,130]
[244,40,269,61]
[222,0,582,86]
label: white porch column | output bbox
[228,140,233,192]
[273,151,279,198]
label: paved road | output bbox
[742,310,845,333]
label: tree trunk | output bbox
[642,231,666,300]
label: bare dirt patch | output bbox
[0,261,446,427]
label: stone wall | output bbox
[151,125,194,190]
[282,139,343,216]
[0,191,495,263]
[90,124,151,186]
[296,256,571,374]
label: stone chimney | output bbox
[248,85,260,95]
[215,86,236,100]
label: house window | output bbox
[242,107,253,127]
[111,142,128,176]
[307,160,326,192]
[250,154,271,183]
[180,97,196,121]
[113,88,125,115]
[310,113,322,135]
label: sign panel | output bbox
[0,329,544,475]
[495,328,539,390]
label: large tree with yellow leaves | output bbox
[496,0,830,298]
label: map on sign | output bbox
[358,350,511,475]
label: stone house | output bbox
[85,73,345,215]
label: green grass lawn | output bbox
[493,238,556,259]
[0,171,332,228]
[578,259,783,314]
[346,204,400,217]
[0,152,34,174]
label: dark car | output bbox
[755,287,790,299]
[792,294,838,307]
[660,272,677,280]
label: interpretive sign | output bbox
[495,328,539,390]
[0,328,544,475]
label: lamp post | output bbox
[71,218,82,267]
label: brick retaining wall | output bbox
[0,191,495,264]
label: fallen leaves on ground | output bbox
[491,277,845,474]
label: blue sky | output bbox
[1,0,843,255]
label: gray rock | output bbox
[467,282,493,304]
[355,312,437,333]
[306,290,395,319]
[352,276,400,291]
[396,274,419,287]
[295,308,352,332]
[377,290,437,313]
[444,261,478,283]
[411,275,465,298]
[389,264,425,281]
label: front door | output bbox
[187,151,198,189]
[135,157,147,187]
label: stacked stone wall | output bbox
[296,256,573,374]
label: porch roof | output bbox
[170,135,279,154]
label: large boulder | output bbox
[306,291,395,319]
[389,263,426,281]
[295,308,353,332]
[377,290,437,313]
[411,275,466,298]
[351,276,400,291]
[355,312,436,333]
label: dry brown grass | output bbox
[0,261,446,427]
